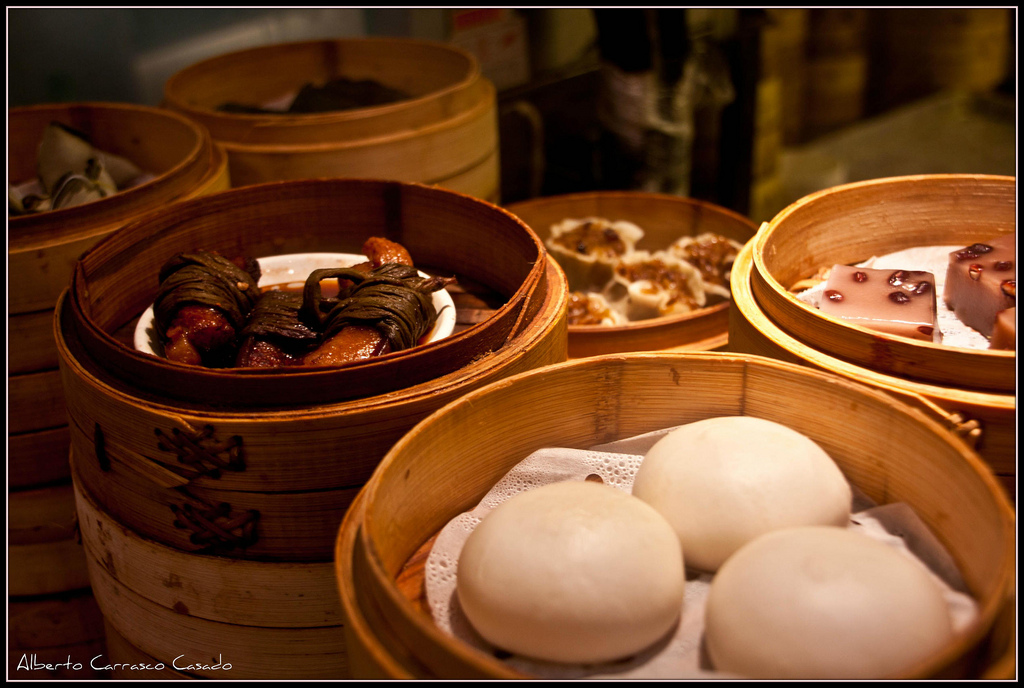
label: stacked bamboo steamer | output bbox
[7,102,229,680]
[56,178,568,678]
[162,37,500,202]
[334,352,1016,678]
[728,174,1016,499]
[801,9,869,140]
[869,9,1012,114]
[505,191,758,358]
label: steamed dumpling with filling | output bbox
[546,217,644,292]
[566,290,628,326]
[604,249,706,321]
[669,232,744,303]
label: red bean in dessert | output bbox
[989,307,1016,351]
[943,233,1015,338]
[818,264,939,342]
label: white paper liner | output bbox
[424,425,980,680]
[796,244,991,350]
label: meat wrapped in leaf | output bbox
[153,252,262,366]
[300,263,453,365]
[235,290,319,368]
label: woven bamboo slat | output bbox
[162,37,498,200]
[8,310,61,375]
[8,539,91,598]
[506,191,758,358]
[8,370,67,435]
[339,352,1015,679]
[8,427,72,488]
[8,590,105,651]
[750,174,1015,393]
[731,241,1016,482]
[7,482,91,597]
[102,621,195,679]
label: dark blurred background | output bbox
[7,8,1017,223]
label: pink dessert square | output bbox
[989,307,1016,351]
[943,233,1016,337]
[818,264,939,342]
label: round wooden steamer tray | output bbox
[8,102,229,317]
[345,352,1015,680]
[162,37,498,199]
[72,459,344,679]
[55,254,567,560]
[67,179,546,407]
[750,174,1015,393]
[505,191,758,358]
[730,241,1016,491]
[8,483,90,597]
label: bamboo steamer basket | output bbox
[871,9,1012,112]
[67,179,548,407]
[56,178,568,561]
[506,192,758,358]
[338,352,1015,679]
[8,483,90,597]
[72,459,343,679]
[8,590,108,680]
[163,38,499,201]
[7,102,229,508]
[101,622,195,679]
[8,102,229,318]
[739,174,1015,484]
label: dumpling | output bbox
[605,249,706,321]
[669,232,744,303]
[566,291,628,326]
[546,217,644,292]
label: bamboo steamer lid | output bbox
[8,102,229,316]
[730,241,1015,492]
[749,174,1014,392]
[506,192,758,358]
[339,352,1014,679]
[162,38,499,200]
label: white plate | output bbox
[134,252,457,358]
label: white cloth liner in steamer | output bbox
[424,425,980,680]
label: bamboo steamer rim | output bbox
[8,102,212,249]
[66,178,548,407]
[56,253,563,423]
[163,37,482,142]
[751,174,1016,392]
[214,78,495,156]
[334,489,419,679]
[737,239,1016,409]
[355,351,1015,679]
[506,191,759,356]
